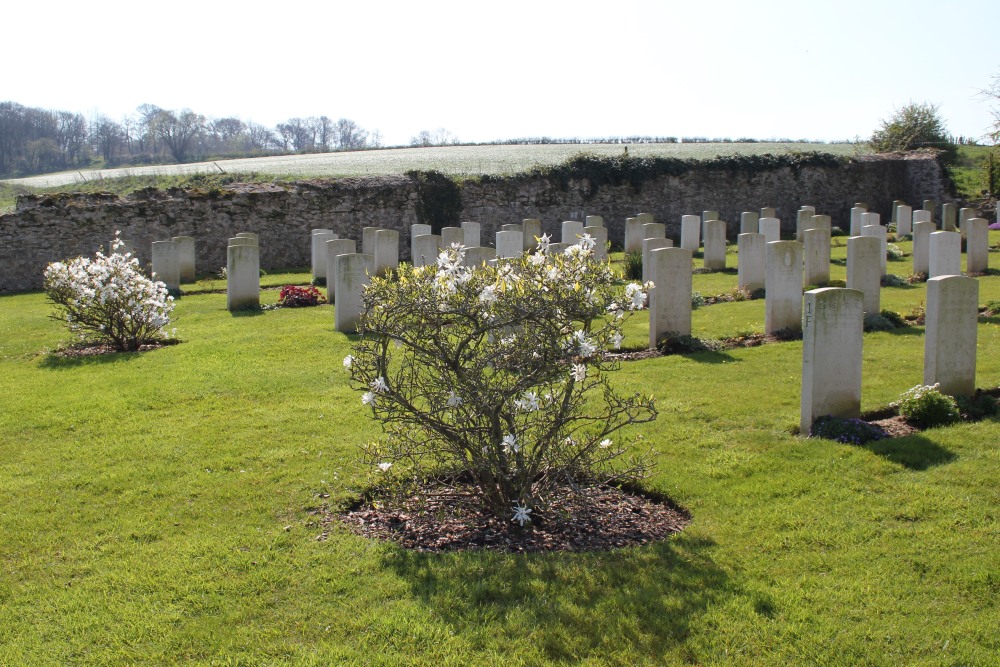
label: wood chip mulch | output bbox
[319,483,690,553]
[869,415,920,438]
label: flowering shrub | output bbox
[886,243,904,260]
[344,236,656,522]
[810,415,889,445]
[891,383,960,428]
[277,285,326,307]
[43,235,175,352]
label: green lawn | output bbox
[1,243,999,664]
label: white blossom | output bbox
[611,332,624,349]
[446,391,463,407]
[536,233,551,253]
[502,434,519,453]
[512,504,532,526]
[377,462,392,472]
[361,391,376,406]
[370,376,389,393]
[342,355,354,369]
[570,363,587,382]
[599,439,612,448]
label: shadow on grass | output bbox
[39,350,146,369]
[684,350,740,364]
[385,533,746,662]
[862,433,957,470]
[230,307,265,318]
[882,326,924,337]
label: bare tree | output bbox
[152,109,206,163]
[334,117,369,150]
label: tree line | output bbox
[0,101,384,178]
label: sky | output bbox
[5,0,999,147]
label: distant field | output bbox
[1,142,860,188]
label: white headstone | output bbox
[924,275,978,397]
[803,227,831,287]
[374,229,399,276]
[759,217,781,245]
[912,220,934,276]
[362,227,380,257]
[561,220,584,245]
[861,224,888,275]
[334,253,373,332]
[583,225,609,261]
[151,240,181,294]
[522,219,542,251]
[325,238,357,302]
[235,232,258,243]
[861,212,881,229]
[922,200,936,220]
[847,235,881,314]
[226,243,260,311]
[760,207,777,219]
[891,201,904,223]
[411,234,440,268]
[796,209,815,241]
[624,217,645,253]
[765,241,803,334]
[941,203,957,231]
[461,221,481,248]
[585,215,604,227]
[441,226,464,248]
[740,211,759,235]
[636,212,654,224]
[928,231,961,278]
[501,224,522,233]
[642,222,666,240]
[680,215,701,251]
[958,207,979,230]
[737,233,765,292]
[912,209,932,224]
[171,236,196,283]
[703,219,727,271]
[410,224,432,248]
[896,205,912,237]
[849,207,866,236]
[649,247,693,346]
[311,229,336,281]
[496,230,524,258]
[701,210,719,222]
[228,236,256,247]
[800,288,864,434]
[642,238,673,284]
[965,218,989,274]
[462,246,496,267]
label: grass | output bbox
[948,144,999,200]
[1,240,999,664]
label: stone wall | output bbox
[0,153,951,293]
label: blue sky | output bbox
[6,0,999,146]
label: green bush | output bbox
[892,384,961,428]
[955,392,1000,421]
[879,309,907,328]
[864,312,898,332]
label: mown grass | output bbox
[1,241,999,665]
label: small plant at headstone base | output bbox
[878,309,907,328]
[954,391,1000,421]
[881,273,908,287]
[830,226,848,237]
[43,234,176,352]
[904,301,926,325]
[863,312,899,332]
[622,251,643,280]
[981,299,1000,317]
[343,237,657,525]
[691,291,706,308]
[891,383,961,429]
[906,271,928,284]
[886,243,905,260]
[655,332,722,355]
[810,415,889,445]
[887,222,897,234]
[989,221,1000,231]
[276,285,326,307]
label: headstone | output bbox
[922,200,936,220]
[362,227,380,257]
[941,203,957,231]
[546,243,571,255]
[642,238,673,284]
[411,234,440,268]
[151,240,180,294]
[561,220,585,245]
[642,222,666,240]
[765,241,803,334]
[334,253,373,332]
[585,215,604,227]
[861,224,888,275]
[800,287,864,434]
[740,211,759,235]
[737,233,765,292]
[636,212,654,225]
[112,237,137,257]
[703,219,727,270]
[522,219,542,251]
[496,230,524,259]
[171,236,196,283]
[810,215,832,234]
[228,236,257,247]
[235,232,258,243]
[701,210,719,222]
[226,242,259,311]
[924,275,978,396]
[891,200,904,223]
[325,238,357,302]
[649,247,693,346]
[759,217,781,244]
[680,215,701,251]
[410,224,432,249]
[847,236,881,314]
[441,226,464,248]
[896,205,912,237]
[912,209,933,224]
[583,225,609,261]
[462,246,496,267]
[849,207,866,236]
[374,229,399,276]
[928,231,961,278]
[501,224,522,233]
[803,227,831,287]
[912,221,934,275]
[860,212,881,229]
[461,221,481,248]
[760,207,777,219]
[796,208,815,241]
[311,229,336,281]
[624,217,645,253]
[959,207,979,230]
[965,218,989,274]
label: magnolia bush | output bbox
[344,235,657,523]
[43,236,175,351]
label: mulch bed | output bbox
[320,483,690,553]
[54,339,179,357]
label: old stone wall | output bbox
[0,153,951,293]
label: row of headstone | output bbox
[800,275,978,433]
[149,235,196,294]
